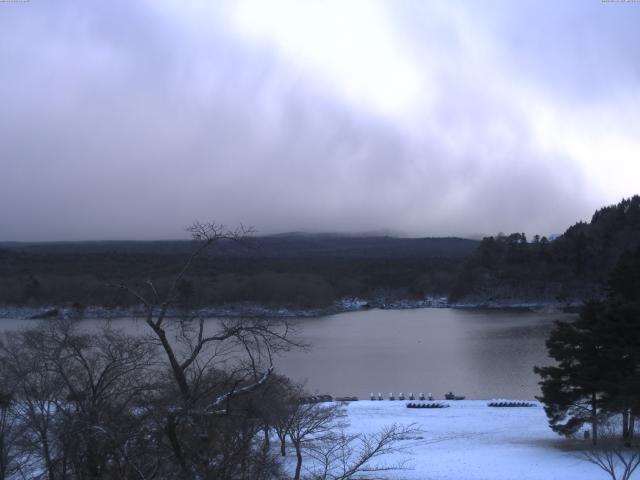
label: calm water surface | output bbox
[279,308,571,400]
[0,308,572,400]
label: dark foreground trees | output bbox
[0,223,299,479]
[535,247,640,446]
[0,223,418,479]
[534,301,610,444]
[535,302,640,445]
[112,222,305,478]
[0,320,159,479]
[0,319,299,479]
[0,319,418,480]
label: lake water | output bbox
[0,308,572,400]
[279,308,570,400]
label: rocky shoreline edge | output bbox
[0,296,582,321]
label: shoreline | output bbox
[0,297,582,321]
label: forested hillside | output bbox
[0,236,475,310]
[1,197,638,312]
[450,196,640,305]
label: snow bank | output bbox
[341,400,601,480]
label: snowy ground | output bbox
[332,400,603,480]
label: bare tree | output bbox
[251,374,304,457]
[115,223,298,408]
[581,419,640,480]
[282,398,420,480]
[229,372,298,456]
[0,320,160,480]
[287,402,347,480]
[48,322,159,479]
[0,390,20,480]
[0,221,416,480]
[115,222,303,478]
[1,327,68,480]
[305,423,420,480]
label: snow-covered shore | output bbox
[0,296,578,321]
[336,400,600,480]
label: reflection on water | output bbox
[0,308,573,400]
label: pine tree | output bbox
[600,248,640,443]
[608,247,640,303]
[534,302,610,444]
[536,248,640,445]
[598,301,640,443]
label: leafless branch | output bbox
[304,423,420,480]
[581,419,640,480]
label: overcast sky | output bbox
[1,0,639,241]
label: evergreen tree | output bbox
[536,248,640,445]
[608,247,640,303]
[601,247,640,442]
[534,302,610,444]
[598,301,640,443]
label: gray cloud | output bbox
[1,0,639,241]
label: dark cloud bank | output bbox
[1,0,639,241]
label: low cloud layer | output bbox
[1,0,639,241]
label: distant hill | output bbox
[0,235,477,310]
[450,195,640,305]
[0,235,478,258]
[2,197,638,311]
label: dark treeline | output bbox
[450,195,640,304]
[1,196,639,310]
[0,235,478,258]
[0,237,473,309]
